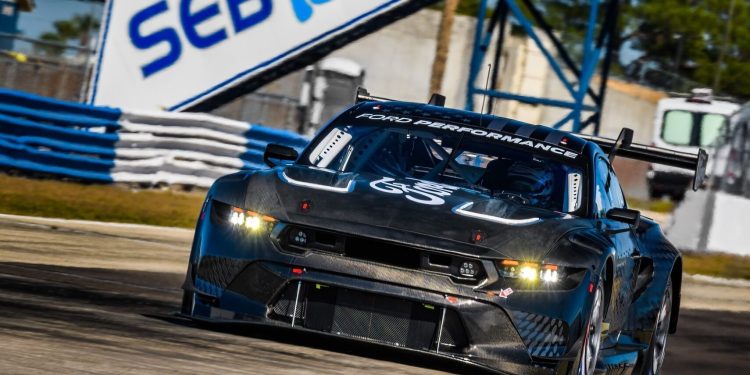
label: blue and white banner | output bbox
[88,0,433,111]
[1,88,308,187]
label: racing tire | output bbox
[577,281,605,375]
[181,290,194,316]
[639,279,673,375]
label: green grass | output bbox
[682,252,750,280]
[627,198,675,213]
[0,174,204,228]
[2,174,749,280]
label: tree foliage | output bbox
[509,0,750,98]
[439,1,750,98]
[629,0,750,98]
[37,14,100,57]
[431,0,482,16]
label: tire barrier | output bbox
[0,89,309,187]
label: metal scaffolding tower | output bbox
[465,0,620,134]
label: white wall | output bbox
[668,190,750,256]
[327,9,474,108]
[227,8,666,150]
[238,8,665,143]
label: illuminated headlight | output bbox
[228,207,276,233]
[519,265,538,281]
[498,260,561,283]
[540,265,560,282]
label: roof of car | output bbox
[350,101,589,154]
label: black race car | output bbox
[181,90,707,375]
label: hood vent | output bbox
[278,167,355,194]
[567,172,582,212]
[308,129,352,168]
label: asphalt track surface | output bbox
[1,214,749,374]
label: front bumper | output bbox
[186,259,587,375]
[183,202,594,374]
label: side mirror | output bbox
[606,207,641,227]
[264,144,298,167]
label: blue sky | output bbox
[17,0,103,38]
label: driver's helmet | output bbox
[505,161,554,207]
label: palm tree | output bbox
[37,14,100,58]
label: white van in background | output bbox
[648,88,739,200]
[713,105,750,196]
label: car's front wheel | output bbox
[181,290,194,315]
[578,281,605,375]
[639,279,673,375]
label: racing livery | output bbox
[181,90,706,374]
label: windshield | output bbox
[661,110,727,147]
[302,123,585,213]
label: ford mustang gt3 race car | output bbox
[181,89,707,375]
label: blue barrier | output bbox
[0,88,310,187]
[0,135,115,172]
[0,103,122,130]
[0,135,117,157]
[0,113,119,147]
[0,89,121,120]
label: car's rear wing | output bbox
[576,131,708,191]
[355,87,446,107]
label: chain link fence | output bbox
[2,31,363,134]
[0,32,92,102]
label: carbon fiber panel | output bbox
[196,256,247,289]
[226,262,287,303]
[331,289,413,346]
[270,283,451,351]
[511,310,569,358]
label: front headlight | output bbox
[227,206,277,233]
[498,259,562,283]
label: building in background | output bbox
[1,0,103,102]
[0,0,34,50]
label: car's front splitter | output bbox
[183,259,591,375]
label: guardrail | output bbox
[0,89,309,187]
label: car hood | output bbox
[235,166,593,260]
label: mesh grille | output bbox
[196,256,246,288]
[511,310,568,358]
[269,283,463,352]
[438,309,468,352]
[271,283,306,320]
[330,290,412,347]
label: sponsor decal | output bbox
[355,113,579,160]
[91,1,407,110]
[487,288,514,298]
[369,177,460,205]
[498,287,514,298]
[127,0,334,79]
[290,0,334,23]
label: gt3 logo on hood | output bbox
[369,177,460,205]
